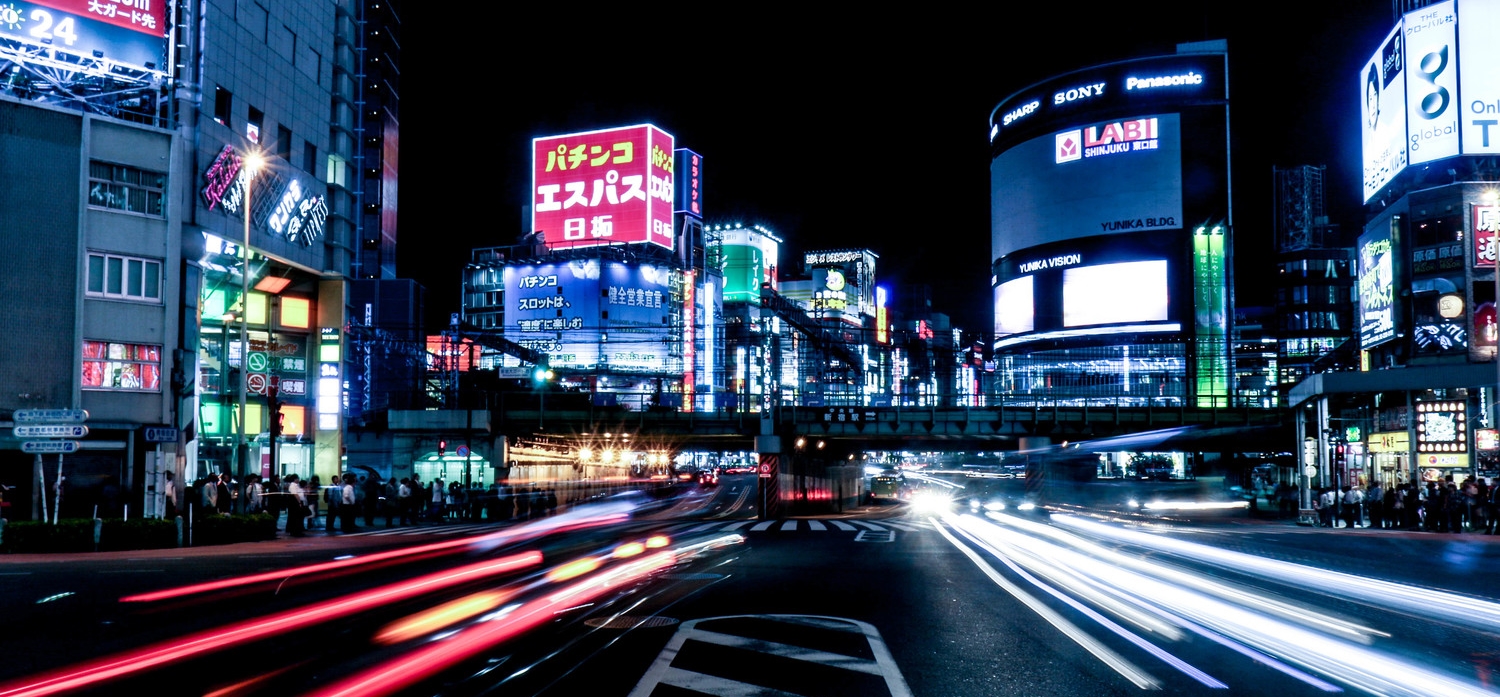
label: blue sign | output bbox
[503,260,677,373]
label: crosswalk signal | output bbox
[438,439,447,456]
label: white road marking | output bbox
[779,520,798,531]
[750,521,776,532]
[722,521,753,531]
[630,614,913,697]
[807,520,827,531]
[829,521,858,531]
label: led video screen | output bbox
[993,276,1035,337]
[1062,260,1170,327]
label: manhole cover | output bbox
[585,615,681,630]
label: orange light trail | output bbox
[374,590,515,645]
[308,551,677,697]
[0,551,542,697]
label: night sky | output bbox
[398,4,1399,335]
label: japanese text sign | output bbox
[533,125,675,252]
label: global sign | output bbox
[532,125,675,252]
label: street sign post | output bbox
[22,441,80,454]
[14,409,88,423]
[15,425,88,438]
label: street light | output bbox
[237,151,264,507]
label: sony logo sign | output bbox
[1055,82,1105,105]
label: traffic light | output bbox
[1334,444,1347,465]
[267,389,283,441]
[533,366,555,383]
[438,439,447,456]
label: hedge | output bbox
[191,512,278,546]
[0,513,276,553]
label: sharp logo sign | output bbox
[1055,118,1159,163]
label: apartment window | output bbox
[87,252,162,302]
[277,125,292,160]
[88,161,165,217]
[247,106,263,143]
[82,341,162,391]
[214,87,232,126]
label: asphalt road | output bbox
[0,490,1497,697]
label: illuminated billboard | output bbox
[1063,261,1169,327]
[1458,0,1500,154]
[1357,223,1398,348]
[1404,0,1459,164]
[718,226,780,304]
[674,148,702,217]
[992,113,1182,262]
[1362,22,1409,202]
[0,0,166,72]
[532,125,675,252]
[503,260,677,373]
[991,232,1181,350]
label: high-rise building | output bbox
[0,0,391,519]
[1271,165,1354,390]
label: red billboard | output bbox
[532,125,675,251]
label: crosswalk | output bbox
[347,517,934,538]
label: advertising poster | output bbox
[1459,0,1500,154]
[0,0,166,71]
[1404,0,1459,164]
[503,260,602,370]
[1357,224,1397,348]
[532,125,675,252]
[992,113,1182,262]
[601,262,675,373]
[1362,21,1408,202]
[718,227,779,304]
[1475,205,1499,268]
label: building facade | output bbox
[986,41,1234,409]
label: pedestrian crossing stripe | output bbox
[348,518,934,538]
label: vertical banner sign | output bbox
[1357,223,1398,348]
[532,125,675,251]
[758,453,780,518]
[674,149,703,218]
[1193,226,1228,407]
[1475,205,1499,267]
[1404,1,1459,164]
[317,327,341,431]
[683,271,696,412]
[875,287,889,344]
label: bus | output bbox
[868,474,902,502]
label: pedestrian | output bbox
[397,478,414,525]
[216,473,233,515]
[382,478,398,527]
[1317,487,1336,528]
[201,475,219,515]
[516,484,532,520]
[245,475,264,514]
[163,471,178,520]
[340,473,359,532]
[322,475,339,531]
[1343,485,1364,529]
[308,475,323,528]
[431,477,445,520]
[265,475,282,523]
[363,475,380,526]
[285,474,307,536]
[1367,481,1384,530]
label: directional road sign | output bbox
[14,425,88,438]
[23,441,80,454]
[145,427,179,442]
[14,409,88,423]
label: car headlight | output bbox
[1017,502,1036,511]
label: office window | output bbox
[214,87,232,126]
[88,161,165,217]
[326,153,346,187]
[247,106,263,143]
[303,141,317,175]
[82,341,162,391]
[86,252,162,302]
[277,125,292,160]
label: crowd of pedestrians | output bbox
[179,470,566,537]
[1308,476,1497,533]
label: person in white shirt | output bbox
[1343,486,1365,528]
[1318,488,1337,527]
[163,471,178,520]
[340,473,358,532]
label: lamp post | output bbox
[237,152,263,509]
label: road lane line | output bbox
[931,519,1161,690]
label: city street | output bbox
[1,491,1497,697]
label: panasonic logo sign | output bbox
[1125,72,1204,90]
